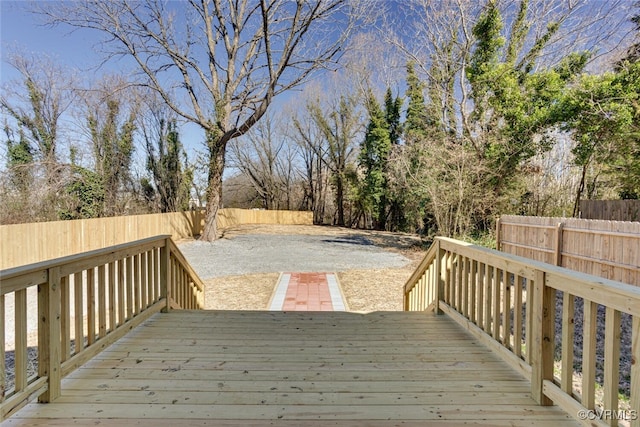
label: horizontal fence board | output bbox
[498,216,640,287]
[1,209,312,269]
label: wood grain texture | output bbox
[5,310,579,425]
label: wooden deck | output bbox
[3,310,580,426]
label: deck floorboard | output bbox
[2,310,580,426]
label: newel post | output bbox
[530,269,554,405]
[434,240,443,315]
[38,267,61,402]
[160,238,172,312]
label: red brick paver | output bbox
[282,273,335,311]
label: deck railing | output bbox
[0,235,204,421]
[405,237,640,427]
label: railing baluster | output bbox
[632,316,639,427]
[98,265,106,339]
[469,259,477,324]
[502,272,511,348]
[140,252,148,310]
[603,307,621,426]
[456,254,463,312]
[14,289,27,392]
[525,277,533,364]
[484,265,492,334]
[73,272,84,353]
[126,256,133,320]
[513,275,523,357]
[493,268,501,341]
[582,300,597,410]
[560,292,574,393]
[60,275,71,362]
[461,257,468,317]
[477,262,485,329]
[86,268,95,346]
[133,254,140,316]
[108,262,116,332]
[149,249,156,303]
[117,259,125,326]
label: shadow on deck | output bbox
[2,310,579,426]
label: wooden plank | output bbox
[560,292,575,394]
[11,402,580,421]
[86,268,95,346]
[0,419,578,427]
[0,294,5,404]
[602,307,620,426]
[493,268,501,341]
[73,272,84,353]
[60,275,71,362]
[631,316,639,427]
[14,289,27,392]
[582,300,597,409]
[531,270,554,405]
[108,262,116,332]
[513,275,523,357]
[38,267,61,402]
[98,265,106,339]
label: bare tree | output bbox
[39,0,356,240]
[228,113,291,210]
[0,52,76,183]
[297,94,362,226]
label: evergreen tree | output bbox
[405,62,430,141]
[359,90,392,229]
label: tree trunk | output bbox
[336,175,345,227]
[201,141,226,241]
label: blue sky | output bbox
[0,1,212,169]
[1,1,102,77]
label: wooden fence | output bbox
[580,200,640,221]
[496,216,640,287]
[0,209,313,269]
[0,235,204,421]
[404,237,640,427]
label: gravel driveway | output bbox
[178,233,411,279]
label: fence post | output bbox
[530,269,554,405]
[495,217,502,251]
[160,238,172,312]
[434,240,443,315]
[554,222,564,267]
[38,267,61,402]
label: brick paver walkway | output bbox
[269,272,346,311]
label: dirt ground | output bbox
[201,224,428,312]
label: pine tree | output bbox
[359,90,392,229]
[405,62,430,141]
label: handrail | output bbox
[405,236,640,427]
[1,235,205,421]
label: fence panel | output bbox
[1,209,312,269]
[580,200,640,221]
[497,216,640,287]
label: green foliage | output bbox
[89,98,136,216]
[146,119,193,212]
[561,61,640,201]
[405,62,430,140]
[358,90,392,228]
[60,165,105,219]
